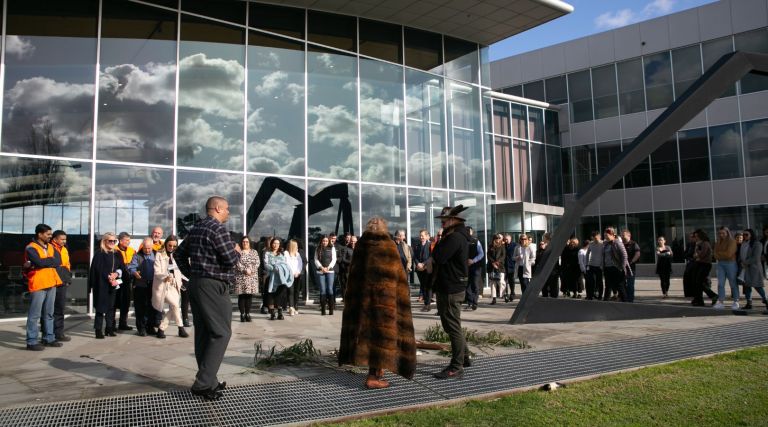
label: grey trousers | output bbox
[189,276,232,391]
[436,290,467,371]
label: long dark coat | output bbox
[88,251,125,313]
[338,230,417,379]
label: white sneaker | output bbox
[731,301,740,310]
[713,301,724,309]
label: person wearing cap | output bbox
[430,205,472,379]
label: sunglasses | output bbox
[107,239,118,243]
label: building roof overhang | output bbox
[256,0,573,46]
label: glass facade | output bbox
[0,0,494,318]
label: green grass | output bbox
[327,346,768,426]
[423,323,528,349]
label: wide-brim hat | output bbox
[435,205,468,221]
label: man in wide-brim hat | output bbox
[430,205,472,379]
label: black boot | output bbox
[320,296,326,316]
[240,313,245,322]
[745,301,753,309]
[178,327,189,338]
[106,328,117,337]
[328,297,334,315]
[277,309,284,320]
[95,329,104,339]
[269,308,276,320]
[491,297,496,305]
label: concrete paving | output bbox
[0,278,765,411]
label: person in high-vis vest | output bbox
[24,223,63,351]
[50,230,72,342]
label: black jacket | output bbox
[431,224,470,294]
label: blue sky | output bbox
[489,0,717,61]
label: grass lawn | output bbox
[329,346,768,427]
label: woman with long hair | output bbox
[514,234,536,294]
[741,228,767,311]
[487,234,506,305]
[152,236,188,338]
[233,236,259,322]
[88,232,125,339]
[284,239,303,316]
[691,229,718,306]
[714,226,739,309]
[264,237,293,320]
[315,235,337,315]
[655,236,673,298]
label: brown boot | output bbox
[365,375,390,389]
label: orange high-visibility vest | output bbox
[24,242,62,292]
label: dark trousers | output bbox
[237,294,253,315]
[586,266,603,300]
[95,293,117,332]
[180,287,190,323]
[53,284,68,338]
[133,286,150,332]
[517,266,529,293]
[692,262,716,304]
[659,273,671,295]
[541,275,559,298]
[416,271,432,306]
[437,291,467,371]
[604,266,627,302]
[465,267,481,305]
[112,277,132,328]
[505,266,516,296]
[189,276,232,392]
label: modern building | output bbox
[0,0,573,318]
[491,0,768,273]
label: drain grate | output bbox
[1,319,767,426]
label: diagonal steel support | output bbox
[511,51,768,324]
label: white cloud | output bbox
[307,104,357,148]
[595,0,677,30]
[100,62,175,105]
[252,71,303,105]
[178,53,245,120]
[5,36,36,59]
[643,0,675,16]
[247,137,305,176]
[595,9,635,30]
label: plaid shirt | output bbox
[175,216,240,282]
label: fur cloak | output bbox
[338,230,417,379]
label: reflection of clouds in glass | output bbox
[307,151,358,180]
[178,53,245,120]
[247,107,265,134]
[5,77,94,149]
[177,116,243,170]
[247,137,304,175]
[100,62,175,105]
[6,35,36,59]
[308,104,357,148]
[253,71,303,105]
[360,142,403,182]
[177,174,243,216]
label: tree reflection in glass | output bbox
[176,170,243,238]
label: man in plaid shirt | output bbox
[176,196,240,401]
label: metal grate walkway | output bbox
[2,319,768,426]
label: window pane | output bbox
[527,108,544,142]
[94,164,172,237]
[176,170,243,239]
[360,59,405,184]
[709,123,743,180]
[545,109,560,146]
[672,45,701,98]
[545,75,567,104]
[644,51,673,110]
[572,144,596,193]
[245,175,305,241]
[567,70,593,123]
[546,144,563,206]
[523,80,544,102]
[650,138,680,185]
[249,3,304,39]
[181,0,245,25]
[360,19,402,64]
[408,189,448,239]
[530,143,547,204]
[449,83,482,192]
[494,136,513,200]
[734,29,768,94]
[404,27,442,73]
[307,180,359,240]
[406,70,446,188]
[702,36,736,97]
[361,185,406,233]
[626,212,655,263]
[618,59,645,114]
[307,48,358,179]
[308,11,356,52]
[624,138,651,188]
[480,47,491,89]
[592,64,618,119]
[578,216,600,243]
[561,147,573,194]
[684,208,715,247]
[2,0,98,158]
[492,100,510,136]
[247,32,304,176]
[444,36,478,84]
[97,1,177,165]
[501,85,522,97]
[742,118,768,177]
[511,103,527,139]
[715,206,747,233]
[678,127,710,182]
[747,204,768,237]
[177,16,245,170]
[514,139,529,201]
[596,140,624,189]
[654,210,685,262]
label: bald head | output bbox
[206,196,230,223]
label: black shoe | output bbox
[420,305,431,312]
[711,296,718,307]
[245,314,252,322]
[503,296,509,303]
[156,330,166,339]
[147,327,157,336]
[269,310,276,320]
[277,310,284,320]
[26,343,45,351]
[490,298,496,305]
[178,327,189,338]
[191,388,223,401]
[183,320,192,328]
[463,357,472,367]
[260,306,268,314]
[106,329,117,337]
[215,381,227,392]
[240,314,245,322]
[433,368,464,379]
[745,301,753,309]
[95,330,105,339]
[43,340,63,347]
[137,330,147,337]
[55,335,71,342]
[118,324,133,331]
[471,304,478,311]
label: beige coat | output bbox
[152,251,185,312]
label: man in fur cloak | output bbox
[338,217,417,389]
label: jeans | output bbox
[317,272,335,297]
[625,274,636,303]
[27,287,56,345]
[465,267,481,305]
[715,261,739,301]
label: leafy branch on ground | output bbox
[253,339,325,368]
[424,323,529,349]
